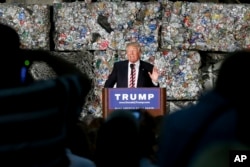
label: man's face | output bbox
[126,45,140,63]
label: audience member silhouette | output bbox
[84,117,105,159]
[65,120,93,161]
[0,23,95,167]
[157,49,250,167]
[94,109,161,167]
[0,23,33,88]
[188,141,250,167]
[151,115,164,165]
[94,110,140,167]
[138,110,159,167]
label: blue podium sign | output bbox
[108,88,160,110]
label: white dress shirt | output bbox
[128,61,140,88]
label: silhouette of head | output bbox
[215,49,250,145]
[0,23,33,88]
[95,110,140,167]
[0,24,20,51]
[215,49,250,106]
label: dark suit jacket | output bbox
[104,60,159,88]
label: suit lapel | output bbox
[120,60,129,87]
[137,61,144,87]
[125,61,129,87]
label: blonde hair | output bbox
[126,42,141,52]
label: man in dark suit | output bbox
[104,42,159,88]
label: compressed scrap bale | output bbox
[0,3,50,49]
[161,2,250,52]
[53,1,162,51]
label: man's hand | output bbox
[148,66,159,83]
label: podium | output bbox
[102,87,167,118]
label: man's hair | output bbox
[126,42,141,52]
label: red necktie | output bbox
[129,64,136,88]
